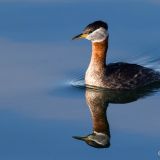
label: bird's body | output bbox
[73,21,160,90]
[100,62,160,89]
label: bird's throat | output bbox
[91,37,108,67]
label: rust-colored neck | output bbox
[86,90,110,135]
[90,37,108,67]
[92,105,109,134]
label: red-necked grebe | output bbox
[72,20,160,90]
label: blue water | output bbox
[0,1,160,160]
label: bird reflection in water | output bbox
[73,83,160,148]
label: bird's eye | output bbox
[88,31,93,34]
[84,28,93,34]
[86,29,94,34]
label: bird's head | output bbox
[72,20,108,43]
[73,132,110,148]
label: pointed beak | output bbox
[72,136,88,141]
[72,33,88,40]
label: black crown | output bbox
[83,20,108,34]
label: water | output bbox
[0,1,160,160]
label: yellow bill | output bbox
[72,33,88,40]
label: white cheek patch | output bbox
[86,27,108,42]
[88,134,108,146]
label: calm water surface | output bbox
[0,1,160,160]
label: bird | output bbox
[73,83,160,148]
[73,88,110,148]
[72,20,160,90]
